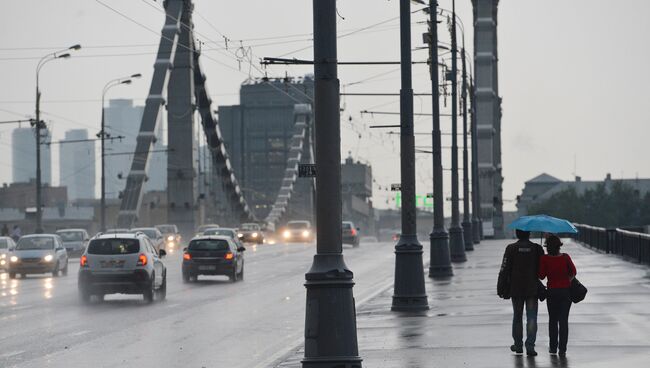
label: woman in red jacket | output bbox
[538,235,576,357]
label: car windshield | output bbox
[189,239,229,251]
[133,229,158,239]
[197,225,219,233]
[240,224,260,231]
[157,225,176,234]
[342,222,353,229]
[287,222,309,229]
[57,231,84,242]
[203,229,235,238]
[88,239,140,255]
[0,239,7,249]
[16,237,54,250]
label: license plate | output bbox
[198,265,216,271]
[100,260,125,268]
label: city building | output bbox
[0,180,66,210]
[341,155,374,235]
[60,129,95,200]
[103,99,165,198]
[516,173,650,217]
[12,127,51,185]
[217,76,314,221]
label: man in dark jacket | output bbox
[497,229,544,356]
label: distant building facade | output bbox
[341,155,374,235]
[516,173,650,216]
[0,180,66,210]
[12,127,51,185]
[60,129,96,200]
[103,99,166,198]
[217,76,314,220]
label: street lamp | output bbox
[100,73,141,231]
[34,44,81,233]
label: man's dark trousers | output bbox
[512,296,538,351]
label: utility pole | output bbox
[391,0,429,312]
[426,0,453,278]
[448,0,467,262]
[461,47,474,251]
[302,1,362,367]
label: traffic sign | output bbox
[391,183,401,191]
[298,164,316,178]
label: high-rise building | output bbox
[103,99,165,198]
[60,129,95,200]
[12,127,51,185]
[217,76,314,221]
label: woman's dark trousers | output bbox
[547,288,572,353]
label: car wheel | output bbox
[19,273,25,279]
[79,289,91,304]
[230,266,238,282]
[182,271,190,283]
[353,240,360,248]
[143,273,155,303]
[62,262,69,276]
[52,262,60,277]
[9,272,16,279]
[238,263,244,281]
[96,294,105,303]
[156,272,167,301]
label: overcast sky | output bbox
[1,0,649,214]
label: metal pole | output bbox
[35,76,43,233]
[302,0,361,366]
[391,0,429,312]
[428,0,453,278]
[470,79,481,244]
[461,46,474,251]
[100,96,106,232]
[448,0,467,262]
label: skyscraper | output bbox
[60,129,96,200]
[12,127,51,185]
[103,99,165,198]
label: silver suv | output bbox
[78,231,167,303]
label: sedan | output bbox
[0,236,16,270]
[8,234,69,278]
[182,236,245,282]
[56,229,90,257]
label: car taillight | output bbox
[183,253,191,261]
[351,228,357,236]
[80,255,88,267]
[224,252,234,260]
[137,254,148,266]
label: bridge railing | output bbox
[573,224,650,266]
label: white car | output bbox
[0,236,16,270]
[8,234,69,278]
[131,227,164,253]
[78,231,167,303]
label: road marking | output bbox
[0,350,24,359]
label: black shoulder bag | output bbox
[565,254,587,303]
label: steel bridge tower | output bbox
[472,0,504,238]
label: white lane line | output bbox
[0,350,24,359]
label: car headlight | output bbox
[10,256,19,263]
[302,230,310,238]
[0,254,6,259]
[238,233,244,238]
[44,254,54,262]
[283,230,291,239]
[252,232,258,238]
[167,235,174,242]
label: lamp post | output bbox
[100,73,141,231]
[447,0,467,262]
[391,0,429,312]
[461,44,474,251]
[34,44,80,233]
[302,1,361,366]
[426,0,453,278]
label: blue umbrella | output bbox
[508,214,578,234]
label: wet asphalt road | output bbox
[0,240,398,368]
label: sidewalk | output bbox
[275,239,650,367]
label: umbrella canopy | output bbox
[508,214,578,234]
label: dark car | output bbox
[182,236,245,283]
[342,221,360,247]
[238,223,264,244]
